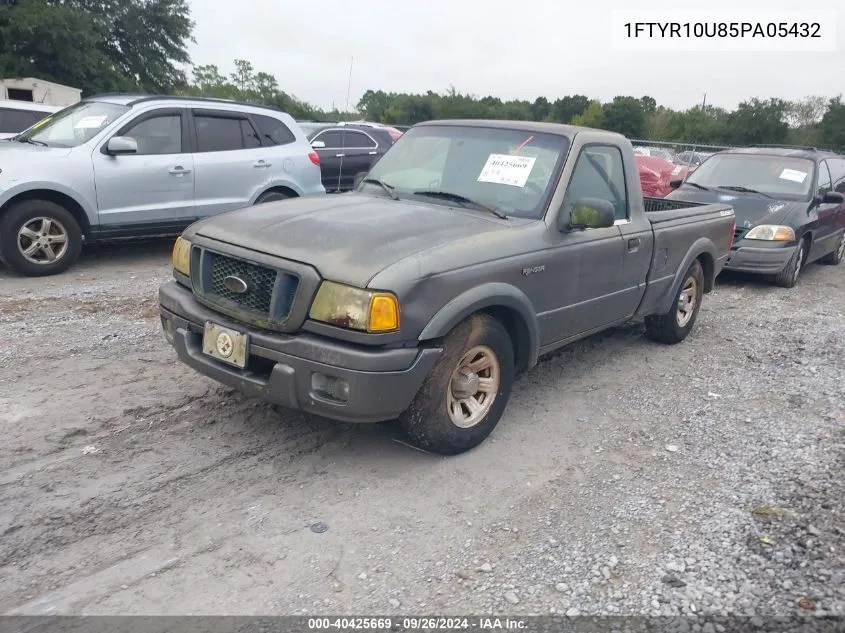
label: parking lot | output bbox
[0,241,843,617]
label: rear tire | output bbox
[821,232,845,265]
[0,199,83,277]
[398,314,515,455]
[255,190,292,204]
[774,239,807,287]
[644,259,704,344]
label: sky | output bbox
[187,0,845,113]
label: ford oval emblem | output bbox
[223,275,249,294]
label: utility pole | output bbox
[702,93,707,110]
[344,56,354,122]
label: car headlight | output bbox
[309,281,400,332]
[744,225,796,241]
[172,236,191,276]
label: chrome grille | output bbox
[208,252,276,313]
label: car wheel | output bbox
[254,190,292,204]
[0,200,83,277]
[774,239,807,288]
[644,259,704,344]
[398,314,515,455]
[821,232,845,265]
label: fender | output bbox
[250,178,305,204]
[0,181,96,221]
[418,282,541,369]
[656,238,718,314]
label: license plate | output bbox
[202,322,249,368]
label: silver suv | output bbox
[0,94,325,276]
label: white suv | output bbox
[0,94,326,276]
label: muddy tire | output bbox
[821,232,845,265]
[255,190,292,204]
[399,314,515,455]
[644,259,704,345]
[774,239,807,288]
[0,199,83,277]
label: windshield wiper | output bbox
[681,181,709,191]
[361,178,399,200]
[412,190,507,219]
[17,137,47,147]
[717,185,773,198]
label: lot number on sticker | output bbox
[779,168,807,183]
[478,154,536,187]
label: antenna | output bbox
[337,55,353,193]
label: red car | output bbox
[636,155,695,198]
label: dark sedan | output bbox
[666,147,845,287]
[299,123,397,192]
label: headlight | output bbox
[172,236,191,275]
[744,225,796,241]
[309,281,400,332]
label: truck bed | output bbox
[635,199,735,318]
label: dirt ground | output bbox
[0,241,843,617]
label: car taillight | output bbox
[728,220,736,250]
[308,152,320,166]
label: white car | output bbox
[0,101,61,139]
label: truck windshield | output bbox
[685,153,815,200]
[362,125,570,219]
[14,101,129,148]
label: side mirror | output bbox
[106,136,137,155]
[559,198,616,231]
[311,140,326,148]
[822,191,845,204]
[669,179,683,189]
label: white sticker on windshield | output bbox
[74,115,108,129]
[779,168,807,183]
[671,166,683,175]
[477,154,537,187]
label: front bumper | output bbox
[723,240,795,275]
[158,280,441,423]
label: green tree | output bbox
[0,0,194,94]
[549,95,590,123]
[819,97,845,152]
[724,98,789,145]
[602,96,647,138]
[570,101,604,129]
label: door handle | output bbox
[168,166,191,175]
[253,160,272,168]
[335,153,345,158]
[368,151,377,155]
[627,237,640,252]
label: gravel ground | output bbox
[0,240,842,619]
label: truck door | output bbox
[545,145,639,342]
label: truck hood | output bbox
[666,186,804,229]
[189,192,509,287]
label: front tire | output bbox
[821,232,845,265]
[398,314,515,455]
[774,239,807,288]
[0,200,83,277]
[644,259,704,344]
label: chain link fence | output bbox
[628,139,736,168]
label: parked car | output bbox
[0,94,325,276]
[674,150,713,168]
[305,123,397,192]
[636,154,694,198]
[0,100,60,139]
[158,120,735,455]
[666,147,845,287]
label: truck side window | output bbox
[563,145,628,222]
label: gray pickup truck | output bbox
[158,120,736,455]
